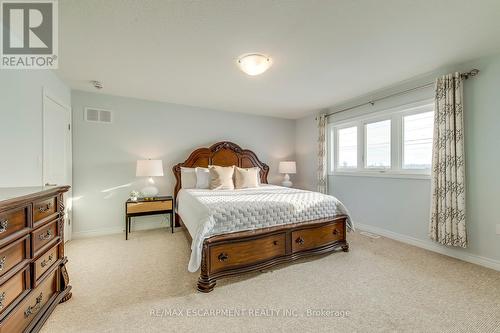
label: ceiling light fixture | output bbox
[237,53,272,76]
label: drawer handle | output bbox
[296,237,305,245]
[41,254,54,268]
[0,256,5,271]
[38,202,52,213]
[24,293,43,318]
[0,219,8,233]
[273,240,279,245]
[218,252,229,262]
[332,229,339,235]
[0,292,5,309]
[39,229,53,241]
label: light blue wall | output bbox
[71,91,296,236]
[296,53,500,264]
[463,54,500,262]
[0,71,71,186]
[295,113,319,191]
[331,176,432,238]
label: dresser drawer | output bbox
[32,220,59,257]
[0,266,29,318]
[0,206,29,246]
[0,267,57,333]
[292,221,345,253]
[33,243,59,283]
[33,197,57,224]
[0,235,29,281]
[127,200,172,214]
[209,233,285,273]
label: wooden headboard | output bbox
[172,141,269,199]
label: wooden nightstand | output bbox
[125,196,174,240]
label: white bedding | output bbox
[177,184,353,272]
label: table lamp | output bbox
[136,159,163,198]
[279,161,296,187]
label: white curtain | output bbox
[429,72,467,247]
[317,113,328,194]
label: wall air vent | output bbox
[84,107,113,124]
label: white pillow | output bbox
[234,167,260,189]
[180,167,197,189]
[195,167,210,189]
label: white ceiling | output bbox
[57,0,500,119]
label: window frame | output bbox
[328,99,434,179]
[363,117,392,170]
[334,123,359,171]
[400,108,435,172]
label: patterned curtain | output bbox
[317,113,328,194]
[429,73,467,247]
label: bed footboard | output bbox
[197,216,349,293]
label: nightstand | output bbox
[125,196,174,240]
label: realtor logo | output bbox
[1,0,58,69]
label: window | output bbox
[403,111,434,169]
[337,126,357,168]
[329,101,434,178]
[365,120,391,168]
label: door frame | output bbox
[42,87,73,242]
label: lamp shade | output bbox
[136,159,164,177]
[279,161,296,174]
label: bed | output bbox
[173,141,351,292]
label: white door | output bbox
[43,91,72,242]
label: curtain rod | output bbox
[319,69,480,120]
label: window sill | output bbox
[329,171,431,180]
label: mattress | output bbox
[177,184,353,272]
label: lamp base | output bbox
[140,186,159,197]
[281,174,293,188]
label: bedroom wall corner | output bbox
[294,113,318,191]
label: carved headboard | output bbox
[172,141,269,199]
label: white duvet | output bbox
[177,184,353,272]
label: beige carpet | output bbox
[41,229,500,333]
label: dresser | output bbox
[0,186,71,333]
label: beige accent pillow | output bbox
[234,167,260,189]
[209,165,235,190]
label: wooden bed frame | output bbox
[173,141,349,292]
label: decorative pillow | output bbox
[195,167,210,189]
[180,167,197,189]
[234,167,260,189]
[209,165,235,190]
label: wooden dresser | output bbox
[0,186,71,333]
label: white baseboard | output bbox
[72,220,168,239]
[355,223,500,271]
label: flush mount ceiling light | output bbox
[237,53,272,76]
